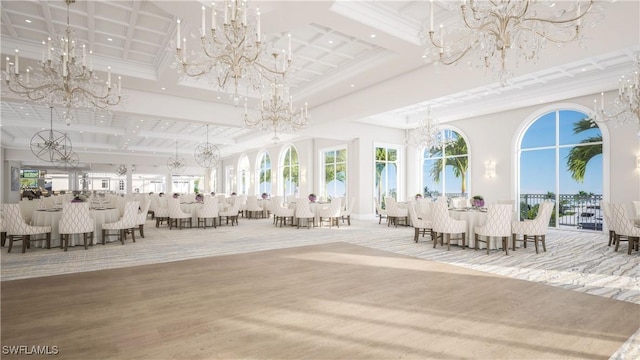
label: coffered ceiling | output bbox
[1,0,638,173]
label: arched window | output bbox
[518,109,603,231]
[237,155,250,195]
[322,147,347,201]
[281,145,299,201]
[421,129,468,199]
[257,151,271,196]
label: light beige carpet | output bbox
[1,242,638,359]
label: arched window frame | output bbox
[256,151,272,196]
[280,144,299,202]
[420,127,470,200]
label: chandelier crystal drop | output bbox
[405,106,441,149]
[167,141,187,174]
[194,124,221,168]
[420,0,601,85]
[30,107,73,163]
[3,0,122,114]
[243,78,309,142]
[592,53,640,127]
[173,0,292,103]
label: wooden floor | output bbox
[1,242,638,359]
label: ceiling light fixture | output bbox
[173,1,293,105]
[194,124,221,168]
[167,140,186,174]
[30,107,72,162]
[405,106,440,149]
[4,0,122,118]
[592,53,640,127]
[243,77,309,142]
[420,0,600,85]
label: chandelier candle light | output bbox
[405,105,441,149]
[167,141,187,174]
[4,0,122,124]
[175,0,293,104]
[592,53,640,128]
[243,80,309,142]
[421,0,598,85]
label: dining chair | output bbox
[511,201,554,254]
[474,204,513,255]
[58,202,94,251]
[102,201,140,245]
[451,197,469,209]
[416,198,433,220]
[340,196,356,225]
[385,197,408,227]
[219,196,241,226]
[431,202,466,250]
[133,198,151,238]
[272,200,294,227]
[244,196,264,219]
[408,202,433,243]
[154,197,170,228]
[318,198,343,228]
[294,198,315,229]
[632,201,640,219]
[610,203,640,255]
[197,196,219,228]
[374,197,387,225]
[167,198,193,229]
[3,203,52,253]
[600,200,617,247]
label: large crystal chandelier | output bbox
[167,141,187,174]
[194,124,221,168]
[3,0,122,122]
[174,0,292,104]
[405,106,440,149]
[243,79,309,142]
[592,53,640,127]
[420,0,600,85]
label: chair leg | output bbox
[102,229,106,245]
[1,231,6,247]
[534,235,539,254]
[503,237,509,255]
[414,227,419,243]
[131,228,136,243]
[7,236,14,253]
[22,235,29,253]
[139,224,145,238]
[541,235,546,252]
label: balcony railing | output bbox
[519,193,603,231]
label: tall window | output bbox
[281,145,299,201]
[257,151,272,196]
[118,180,125,191]
[322,148,347,200]
[375,146,399,207]
[210,168,218,194]
[238,155,250,195]
[518,109,603,231]
[225,166,234,194]
[421,130,468,199]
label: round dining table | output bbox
[447,208,517,249]
[30,208,120,248]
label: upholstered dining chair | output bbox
[511,201,554,254]
[374,197,387,225]
[219,196,241,226]
[272,199,294,227]
[340,196,356,226]
[102,201,139,245]
[318,197,342,228]
[133,198,151,238]
[154,197,170,228]
[244,196,264,219]
[408,202,433,243]
[610,203,640,255]
[197,196,219,228]
[431,202,466,250]
[294,198,315,229]
[59,202,95,251]
[600,200,617,247]
[167,198,192,229]
[385,197,408,227]
[474,204,513,255]
[3,203,51,253]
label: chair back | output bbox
[611,203,639,237]
[374,197,384,213]
[600,200,615,232]
[137,198,151,225]
[408,203,421,227]
[479,204,512,237]
[451,197,469,209]
[436,196,448,206]
[199,196,219,217]
[431,202,455,233]
[59,202,94,234]
[2,204,29,235]
[328,197,342,216]
[295,199,314,218]
[531,201,555,233]
[417,198,433,220]
[167,198,187,218]
[120,201,140,228]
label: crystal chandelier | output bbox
[420,0,600,85]
[30,107,73,162]
[115,164,128,176]
[3,0,122,120]
[194,124,221,168]
[405,106,441,149]
[243,79,309,142]
[592,53,640,127]
[174,0,292,104]
[167,141,187,174]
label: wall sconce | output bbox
[485,160,496,178]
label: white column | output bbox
[167,172,174,195]
[126,166,133,194]
[204,168,211,194]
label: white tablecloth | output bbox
[31,208,120,247]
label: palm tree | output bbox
[429,134,468,194]
[375,147,396,207]
[566,118,602,183]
